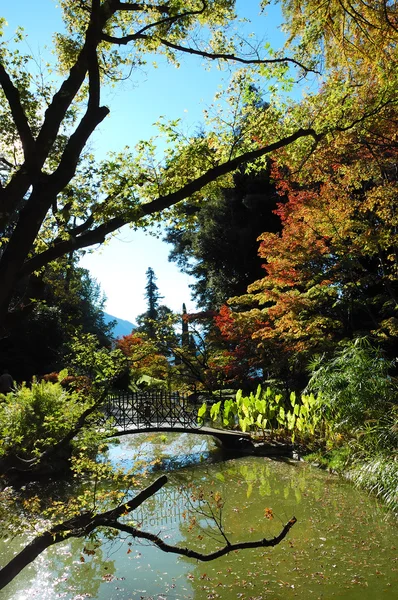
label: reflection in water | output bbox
[0,433,397,600]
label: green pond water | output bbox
[0,433,397,600]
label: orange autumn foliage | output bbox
[236,117,398,358]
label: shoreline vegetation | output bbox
[199,339,397,516]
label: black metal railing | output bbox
[131,486,191,528]
[104,391,201,430]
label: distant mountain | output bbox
[104,312,136,339]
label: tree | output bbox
[281,0,398,77]
[0,0,322,332]
[0,259,113,381]
[144,267,161,321]
[135,267,163,338]
[208,0,397,385]
[1,0,380,334]
[116,331,170,382]
[0,334,126,481]
[165,166,281,309]
[230,115,398,366]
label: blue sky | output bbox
[3,1,289,323]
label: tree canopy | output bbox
[0,253,113,381]
[227,100,398,371]
[165,167,281,309]
[2,0,394,334]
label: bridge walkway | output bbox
[104,391,253,450]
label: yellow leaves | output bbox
[187,516,197,532]
[213,490,224,509]
[23,495,41,514]
[282,0,398,78]
[377,318,398,339]
[214,491,222,504]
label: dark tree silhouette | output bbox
[0,474,297,592]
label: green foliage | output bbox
[0,376,88,459]
[129,374,168,391]
[0,259,113,382]
[201,384,325,443]
[302,339,398,511]
[165,167,281,309]
[1,0,395,349]
[136,268,163,339]
[346,456,398,515]
[67,333,126,384]
[116,331,172,387]
[1,0,304,335]
[306,338,397,428]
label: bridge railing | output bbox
[131,486,190,528]
[104,391,202,430]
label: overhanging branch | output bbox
[113,515,297,561]
[0,475,168,591]
[102,2,207,43]
[117,2,172,14]
[0,472,296,591]
[147,35,316,73]
[18,127,321,278]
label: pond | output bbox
[0,433,397,599]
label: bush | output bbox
[306,338,397,428]
[0,376,85,459]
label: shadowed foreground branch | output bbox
[0,475,296,591]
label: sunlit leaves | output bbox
[281,0,398,77]
[231,106,398,358]
[68,332,126,382]
[116,331,170,382]
[202,385,325,445]
[0,378,82,459]
[56,0,237,79]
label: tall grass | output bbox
[347,456,398,514]
[306,338,398,512]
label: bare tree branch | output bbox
[0,475,168,591]
[0,472,296,591]
[101,29,315,72]
[113,515,297,562]
[143,35,317,73]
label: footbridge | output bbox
[103,391,253,451]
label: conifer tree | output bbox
[136,267,162,339]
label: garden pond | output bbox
[0,433,397,599]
